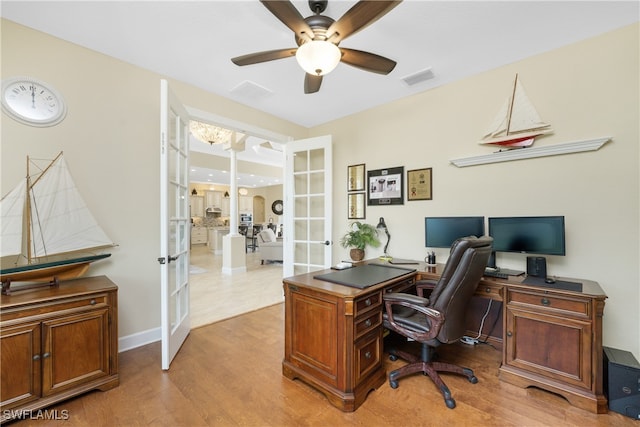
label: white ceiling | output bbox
[3,1,638,186]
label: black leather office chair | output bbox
[383,236,493,409]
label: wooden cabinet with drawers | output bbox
[282,269,415,412]
[0,276,119,423]
[500,284,607,413]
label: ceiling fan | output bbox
[231,0,402,94]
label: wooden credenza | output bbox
[0,276,119,423]
[282,268,416,412]
[419,264,608,414]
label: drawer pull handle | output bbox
[364,351,372,359]
[365,319,372,327]
[90,299,96,305]
[42,352,51,359]
[485,287,491,293]
[365,298,372,307]
[541,298,550,306]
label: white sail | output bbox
[29,155,113,257]
[481,76,550,143]
[0,179,27,257]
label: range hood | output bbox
[206,207,222,213]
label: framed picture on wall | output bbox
[348,192,366,219]
[367,166,404,206]
[347,163,365,192]
[407,167,433,201]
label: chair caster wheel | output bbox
[389,354,398,361]
[389,380,398,389]
[445,398,456,409]
[469,375,478,384]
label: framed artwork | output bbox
[348,192,366,219]
[367,166,404,206]
[347,163,366,192]
[407,167,433,201]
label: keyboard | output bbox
[483,269,509,279]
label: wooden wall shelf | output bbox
[450,137,611,167]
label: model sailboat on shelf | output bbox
[480,74,552,148]
[1,152,114,294]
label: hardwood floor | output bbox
[12,304,635,426]
[189,244,284,328]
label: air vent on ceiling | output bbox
[401,67,434,87]
[230,80,274,100]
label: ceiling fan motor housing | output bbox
[308,1,328,14]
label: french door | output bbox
[159,80,191,369]
[283,135,333,277]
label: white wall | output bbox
[312,24,639,358]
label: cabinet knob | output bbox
[33,354,40,361]
[507,331,512,337]
[485,287,492,293]
[365,319,372,327]
[364,351,372,359]
[42,352,51,359]
[365,298,371,307]
[541,298,550,306]
[90,299,96,305]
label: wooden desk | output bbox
[282,267,415,412]
[418,263,608,414]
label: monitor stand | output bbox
[486,251,525,276]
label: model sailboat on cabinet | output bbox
[0,152,114,294]
[480,74,552,148]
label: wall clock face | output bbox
[272,200,283,215]
[1,77,67,127]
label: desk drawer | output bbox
[384,277,416,295]
[508,290,589,317]
[354,292,381,317]
[475,283,503,301]
[355,310,382,339]
[354,330,381,384]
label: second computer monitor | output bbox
[425,216,485,248]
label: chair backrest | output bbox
[238,225,248,235]
[258,228,277,244]
[429,236,493,344]
[252,224,262,235]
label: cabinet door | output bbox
[505,306,592,389]
[41,308,111,396]
[0,322,42,409]
[190,196,204,217]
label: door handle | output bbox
[157,254,180,265]
[323,240,331,246]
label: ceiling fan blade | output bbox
[340,48,396,74]
[260,0,314,41]
[231,48,297,66]
[304,74,323,94]
[327,1,402,43]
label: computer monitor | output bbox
[488,216,565,256]
[425,216,485,248]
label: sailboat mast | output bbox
[25,155,33,263]
[505,73,518,136]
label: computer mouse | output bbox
[545,278,556,284]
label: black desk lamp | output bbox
[377,217,392,261]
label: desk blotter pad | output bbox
[314,264,416,289]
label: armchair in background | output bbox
[383,236,493,409]
[256,228,283,264]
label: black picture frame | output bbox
[367,166,404,206]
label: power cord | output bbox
[460,299,493,345]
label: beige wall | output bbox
[0,20,307,339]
[313,24,639,358]
[2,19,638,358]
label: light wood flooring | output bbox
[189,244,284,328]
[15,303,635,426]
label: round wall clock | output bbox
[272,199,283,215]
[1,77,67,127]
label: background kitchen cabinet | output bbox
[190,195,204,217]
[239,196,253,213]
[205,191,223,209]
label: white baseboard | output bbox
[221,266,247,275]
[118,327,161,352]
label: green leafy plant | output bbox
[339,222,381,250]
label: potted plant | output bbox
[339,222,381,261]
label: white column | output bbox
[222,133,248,275]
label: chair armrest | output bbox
[383,293,444,342]
[415,279,437,298]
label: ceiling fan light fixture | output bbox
[295,40,341,76]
